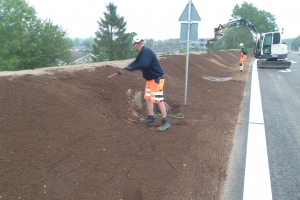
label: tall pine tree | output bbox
[92,2,133,62]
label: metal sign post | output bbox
[179,0,201,105]
[184,1,192,105]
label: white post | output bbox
[184,0,192,105]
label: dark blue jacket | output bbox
[128,46,164,80]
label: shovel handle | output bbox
[107,73,118,78]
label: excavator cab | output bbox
[258,32,290,68]
[262,33,273,54]
[260,32,287,59]
[261,33,281,54]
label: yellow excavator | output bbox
[206,19,291,69]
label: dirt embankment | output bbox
[0,50,254,200]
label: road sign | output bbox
[179,0,201,105]
[180,23,198,41]
[179,2,201,22]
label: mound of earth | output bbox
[0,50,254,199]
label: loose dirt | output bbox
[0,50,253,200]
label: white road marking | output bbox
[243,60,273,200]
[289,60,297,63]
[278,69,291,72]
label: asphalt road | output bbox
[222,52,300,200]
[259,52,300,200]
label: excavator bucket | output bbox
[206,34,223,57]
[257,60,291,69]
[206,34,222,47]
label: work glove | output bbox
[117,66,133,75]
[117,69,123,75]
[124,66,133,71]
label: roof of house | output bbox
[72,52,87,60]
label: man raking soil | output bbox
[118,36,170,132]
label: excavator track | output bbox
[257,59,291,69]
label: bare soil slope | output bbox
[0,50,253,200]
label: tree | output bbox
[0,0,36,70]
[26,18,73,68]
[212,2,278,50]
[127,32,138,58]
[80,37,94,64]
[73,38,82,46]
[290,36,300,51]
[92,2,132,61]
[145,39,155,47]
[179,47,187,53]
[82,37,95,47]
[193,45,201,52]
[0,0,73,70]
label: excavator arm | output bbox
[212,19,259,38]
[206,19,261,57]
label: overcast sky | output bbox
[27,0,299,40]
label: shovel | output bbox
[98,69,125,82]
[98,72,118,82]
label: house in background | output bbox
[71,46,93,64]
[185,38,210,50]
[72,46,86,52]
[198,38,210,50]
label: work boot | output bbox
[140,115,155,126]
[239,70,243,73]
[157,117,170,132]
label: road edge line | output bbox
[243,59,272,200]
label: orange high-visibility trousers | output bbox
[239,53,247,70]
[144,78,165,103]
